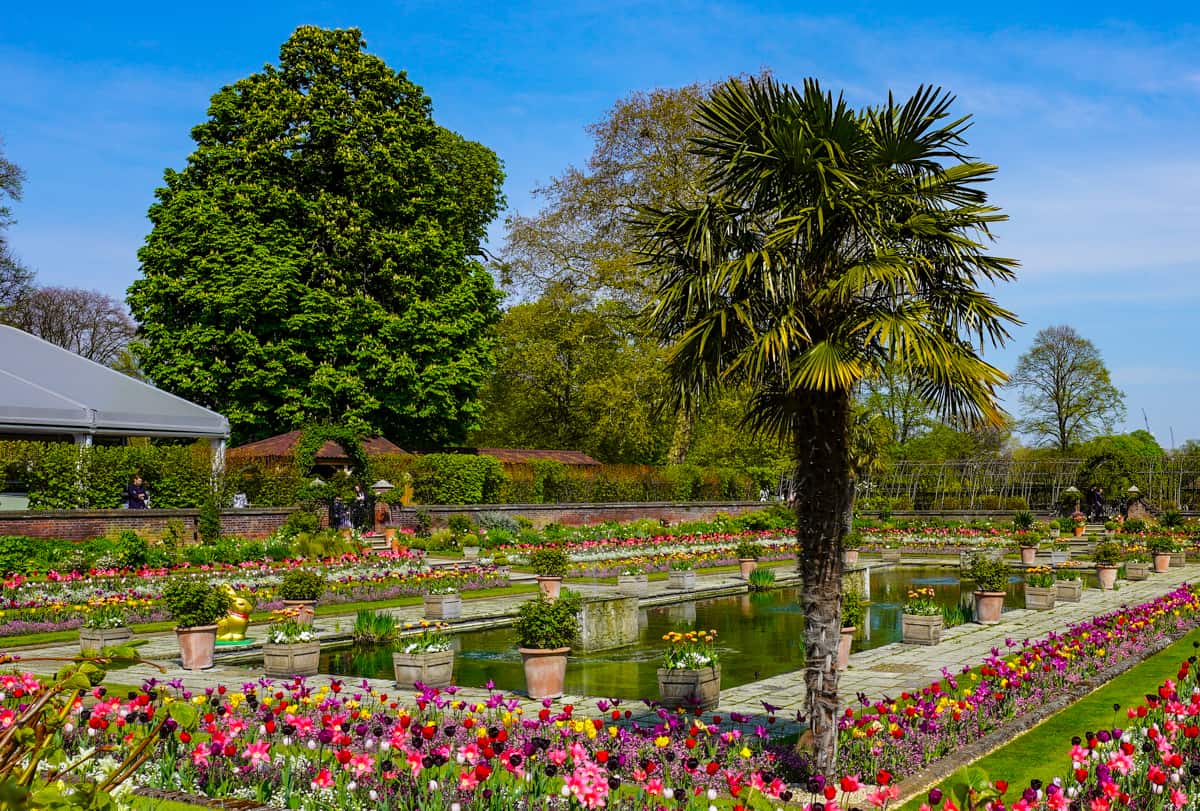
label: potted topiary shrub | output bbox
[1148,536,1177,573]
[1054,562,1084,602]
[163,579,231,671]
[901,587,942,646]
[279,569,326,625]
[423,582,462,620]
[528,547,570,600]
[79,600,132,654]
[734,540,763,579]
[514,592,580,699]
[967,553,1010,624]
[262,610,320,677]
[842,531,862,565]
[1093,541,1123,590]
[393,620,454,689]
[1023,566,1056,610]
[658,628,721,711]
[667,559,696,590]
[838,588,864,668]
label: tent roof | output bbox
[0,325,229,438]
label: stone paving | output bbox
[8,558,1198,734]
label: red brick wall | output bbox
[0,501,768,540]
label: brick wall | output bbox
[0,501,769,540]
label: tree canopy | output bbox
[0,136,32,310]
[633,77,1017,771]
[2,286,135,365]
[1010,325,1126,451]
[128,26,505,446]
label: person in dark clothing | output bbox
[124,475,149,509]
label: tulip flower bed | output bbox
[496,530,795,574]
[47,677,824,810]
[0,557,508,638]
[859,527,1032,554]
[838,586,1200,781]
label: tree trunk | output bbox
[667,406,694,465]
[792,388,853,776]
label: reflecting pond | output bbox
[320,565,1072,699]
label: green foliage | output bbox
[841,588,865,629]
[279,569,327,602]
[1146,536,1179,554]
[447,514,475,535]
[127,26,504,446]
[1011,510,1035,531]
[1122,518,1147,534]
[197,490,221,544]
[942,597,974,627]
[1093,541,1124,565]
[477,511,520,534]
[411,454,505,504]
[734,540,763,560]
[413,509,433,536]
[528,546,570,578]
[513,593,580,650]
[841,530,863,549]
[966,553,1011,592]
[114,531,150,569]
[1160,509,1184,529]
[747,567,776,591]
[352,609,400,644]
[162,579,232,628]
[294,424,369,480]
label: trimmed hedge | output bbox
[410,454,506,505]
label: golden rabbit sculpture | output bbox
[216,585,255,641]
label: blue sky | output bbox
[2,2,1198,446]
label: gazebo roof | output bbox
[0,325,229,439]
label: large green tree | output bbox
[634,78,1017,770]
[128,27,504,446]
[1010,325,1126,452]
[0,136,33,310]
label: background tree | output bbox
[1010,325,1126,452]
[861,365,934,447]
[128,27,505,446]
[1,286,135,365]
[0,136,33,310]
[634,78,1017,771]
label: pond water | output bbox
[320,565,1077,699]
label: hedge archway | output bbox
[294,424,369,482]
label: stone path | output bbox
[8,559,1197,735]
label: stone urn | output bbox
[263,641,320,678]
[519,647,570,699]
[424,593,462,621]
[79,626,133,654]
[738,559,758,580]
[1125,562,1150,581]
[973,592,1005,624]
[836,626,855,669]
[282,600,316,626]
[175,625,218,671]
[1153,553,1172,574]
[1096,565,1118,590]
[657,665,720,712]
[1055,578,1083,603]
[393,649,454,689]
[1024,586,1056,611]
[1019,547,1038,566]
[667,570,696,590]
[617,574,649,597]
[536,576,563,600]
[901,614,943,646]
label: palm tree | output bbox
[633,78,1018,773]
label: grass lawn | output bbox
[896,626,1200,809]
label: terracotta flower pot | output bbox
[901,614,942,646]
[536,576,563,600]
[282,600,316,626]
[667,570,696,590]
[657,665,720,711]
[424,593,462,620]
[79,626,133,654]
[263,641,320,677]
[1096,565,1118,590]
[1020,547,1037,565]
[393,649,454,689]
[1154,553,1172,574]
[973,591,1005,624]
[836,626,855,669]
[383,527,397,543]
[519,647,570,699]
[738,559,757,580]
[176,625,218,671]
[1073,525,1085,537]
[1024,586,1056,610]
[843,549,859,565]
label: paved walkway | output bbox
[8,559,1197,734]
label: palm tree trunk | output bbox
[791,388,854,776]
